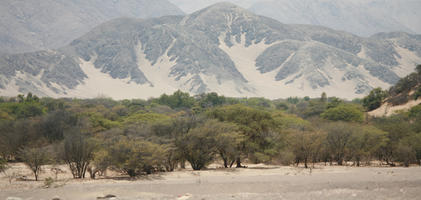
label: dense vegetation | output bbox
[362,64,421,111]
[1,65,421,180]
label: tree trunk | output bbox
[338,158,343,166]
[180,160,186,169]
[229,160,235,168]
[127,169,137,177]
[236,157,242,168]
[221,153,228,168]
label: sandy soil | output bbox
[368,98,421,117]
[1,163,421,200]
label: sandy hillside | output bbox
[368,98,421,117]
[1,163,421,200]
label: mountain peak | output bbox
[190,2,252,17]
[181,2,257,27]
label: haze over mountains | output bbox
[1,3,420,100]
[0,0,184,54]
[170,0,421,37]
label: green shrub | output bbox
[414,87,421,100]
[362,88,387,111]
[321,104,364,122]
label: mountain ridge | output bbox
[0,0,184,54]
[1,3,420,100]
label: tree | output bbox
[181,121,219,170]
[362,88,387,111]
[324,122,355,165]
[161,144,181,172]
[396,143,415,167]
[346,125,388,166]
[157,90,195,109]
[0,119,40,159]
[211,121,244,168]
[198,92,226,108]
[321,104,364,123]
[321,92,327,103]
[208,105,276,166]
[373,114,413,165]
[89,149,111,179]
[62,128,96,179]
[327,97,343,109]
[108,137,165,177]
[288,130,326,168]
[397,134,421,166]
[18,147,49,181]
[41,110,78,142]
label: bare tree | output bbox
[62,127,96,179]
[18,147,49,181]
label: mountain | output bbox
[249,0,421,37]
[1,3,420,100]
[168,0,258,13]
[0,0,184,54]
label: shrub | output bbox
[18,147,50,181]
[108,137,165,177]
[414,87,421,100]
[321,104,364,122]
[388,94,409,106]
[62,129,96,179]
[362,88,387,111]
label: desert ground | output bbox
[1,163,421,200]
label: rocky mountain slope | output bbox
[0,0,184,54]
[170,0,421,37]
[249,0,421,37]
[1,3,420,100]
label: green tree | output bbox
[288,130,326,168]
[108,137,165,177]
[362,88,387,111]
[321,104,364,122]
[89,149,111,179]
[198,92,226,108]
[211,121,244,168]
[327,97,343,109]
[18,147,50,181]
[181,121,219,170]
[324,122,355,165]
[398,134,421,166]
[157,90,195,109]
[373,114,413,165]
[208,105,276,166]
[346,125,388,166]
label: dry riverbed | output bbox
[1,163,420,200]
